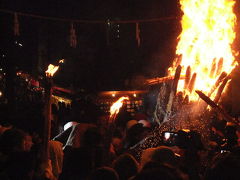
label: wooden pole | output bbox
[163,65,182,123]
[188,72,197,93]
[208,71,227,96]
[42,78,52,163]
[213,76,231,104]
[184,66,191,90]
[195,90,238,125]
[145,75,185,85]
[216,58,223,76]
[209,58,216,78]
[154,83,169,125]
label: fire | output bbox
[59,59,64,64]
[45,64,59,77]
[110,96,129,120]
[168,0,237,101]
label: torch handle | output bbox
[42,79,53,163]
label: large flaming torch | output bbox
[154,0,238,125]
[109,96,129,123]
[42,62,61,163]
[168,0,237,101]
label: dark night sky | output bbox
[0,0,181,91]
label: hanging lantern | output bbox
[136,23,141,47]
[14,13,20,36]
[70,23,77,48]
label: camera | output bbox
[162,129,204,150]
[220,150,229,153]
[162,131,178,146]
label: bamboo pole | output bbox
[188,72,197,93]
[216,58,223,76]
[209,58,216,78]
[214,76,231,104]
[154,83,169,125]
[184,66,191,90]
[208,71,227,96]
[163,65,182,123]
[195,90,238,125]
[213,68,235,103]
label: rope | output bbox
[0,8,178,24]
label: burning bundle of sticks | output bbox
[153,55,238,128]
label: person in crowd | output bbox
[205,150,240,180]
[0,128,37,180]
[49,140,64,180]
[59,127,105,180]
[89,166,119,180]
[0,151,36,180]
[176,130,204,180]
[151,146,178,167]
[112,153,139,180]
[123,123,146,150]
[140,147,157,169]
[0,128,33,154]
[133,162,186,180]
[222,123,238,151]
[110,129,124,158]
[140,146,178,169]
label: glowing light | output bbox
[45,64,59,77]
[59,59,64,64]
[107,19,111,26]
[133,93,137,97]
[110,96,129,120]
[112,94,116,97]
[0,91,2,97]
[168,0,237,101]
[15,41,23,47]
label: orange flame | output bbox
[45,64,59,77]
[59,59,64,64]
[110,96,129,120]
[169,0,237,101]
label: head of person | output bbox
[112,153,139,180]
[205,152,240,180]
[151,146,177,166]
[0,128,32,154]
[89,167,119,180]
[133,163,185,180]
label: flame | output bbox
[59,59,64,64]
[45,64,59,77]
[110,96,129,120]
[169,0,237,101]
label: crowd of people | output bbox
[0,98,240,180]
